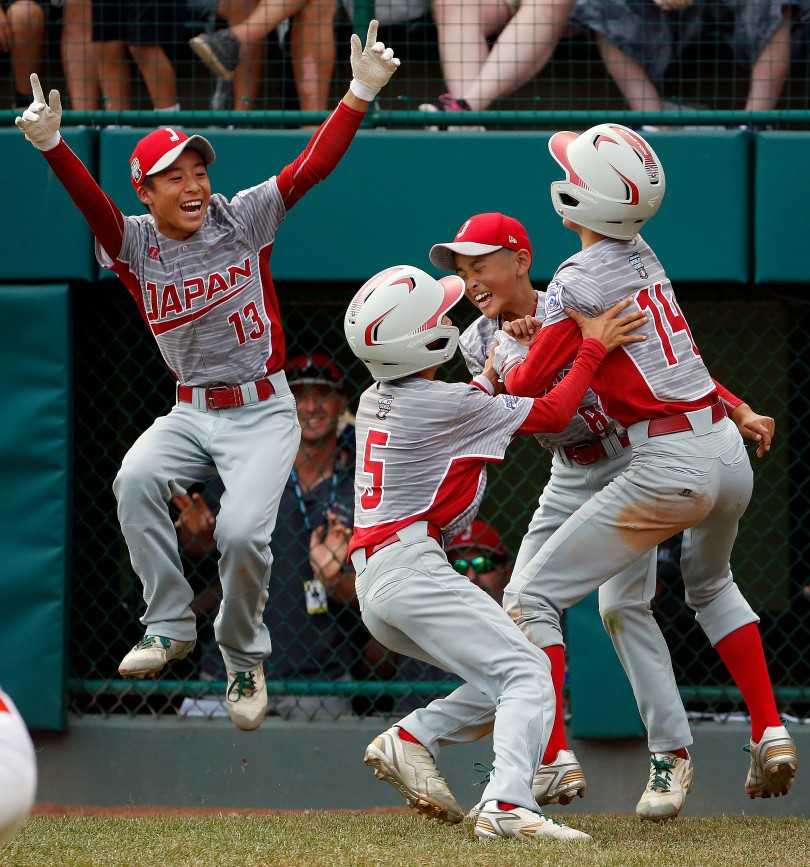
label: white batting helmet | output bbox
[548,123,665,240]
[344,265,466,382]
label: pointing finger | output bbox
[30,72,44,105]
[365,18,378,49]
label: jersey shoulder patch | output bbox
[498,394,523,412]
[545,280,565,316]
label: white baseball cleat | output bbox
[363,727,465,824]
[118,635,196,678]
[745,725,797,798]
[225,665,267,732]
[474,800,592,842]
[532,749,587,806]
[636,751,694,821]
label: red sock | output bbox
[497,802,519,811]
[715,623,781,742]
[397,728,421,744]
[541,644,567,765]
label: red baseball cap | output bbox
[447,520,508,559]
[285,353,345,394]
[429,212,532,272]
[129,128,216,190]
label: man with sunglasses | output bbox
[447,520,512,601]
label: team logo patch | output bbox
[130,157,142,184]
[499,395,522,411]
[629,252,648,279]
[148,246,160,261]
[545,281,564,315]
[376,394,394,420]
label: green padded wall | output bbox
[0,129,97,281]
[0,285,71,730]
[754,132,810,283]
[96,127,751,283]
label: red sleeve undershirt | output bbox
[515,338,607,435]
[276,101,365,209]
[42,138,126,261]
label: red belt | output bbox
[647,400,726,437]
[365,523,442,559]
[562,433,631,466]
[177,378,275,410]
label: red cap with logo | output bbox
[129,127,216,190]
[284,353,346,394]
[429,212,532,272]
[447,520,508,559]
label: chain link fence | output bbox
[67,283,810,725]
[1,1,809,127]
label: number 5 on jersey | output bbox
[361,429,389,510]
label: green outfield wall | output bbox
[5,127,808,283]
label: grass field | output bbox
[1,811,808,867]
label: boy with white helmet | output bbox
[494,123,797,801]
[344,263,647,842]
[422,209,775,821]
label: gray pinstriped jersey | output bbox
[97,180,285,386]
[353,377,533,546]
[543,235,715,403]
[459,297,623,450]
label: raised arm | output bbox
[277,20,400,209]
[15,73,125,259]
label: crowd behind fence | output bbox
[68,288,810,724]
[1,1,810,127]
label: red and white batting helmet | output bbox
[548,123,665,240]
[344,265,465,382]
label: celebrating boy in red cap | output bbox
[14,22,400,733]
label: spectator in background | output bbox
[419,0,576,118]
[62,0,102,109]
[177,354,383,720]
[92,0,180,112]
[1,0,60,108]
[189,0,337,112]
[572,0,807,121]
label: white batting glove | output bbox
[349,19,400,102]
[15,73,62,152]
[492,330,528,380]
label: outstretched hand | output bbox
[15,73,62,151]
[349,19,401,102]
[565,298,648,353]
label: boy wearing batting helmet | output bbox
[344,263,648,842]
[420,210,778,820]
[14,21,400,733]
[493,124,796,801]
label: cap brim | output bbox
[429,242,503,272]
[148,135,217,177]
[289,376,344,391]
